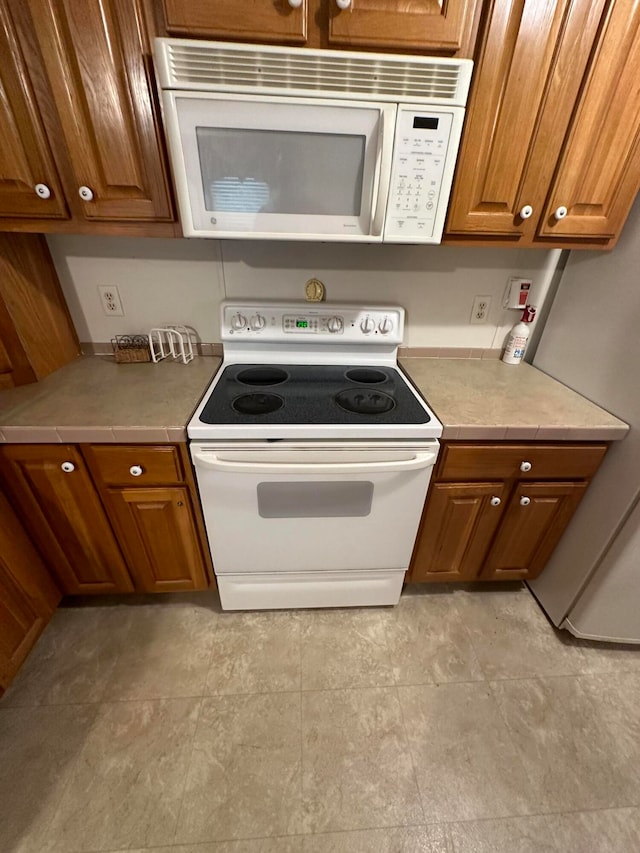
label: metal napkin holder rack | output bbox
[149,325,194,364]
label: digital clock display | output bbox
[296,320,308,328]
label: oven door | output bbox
[191,442,437,578]
[162,92,396,241]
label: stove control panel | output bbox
[222,303,405,345]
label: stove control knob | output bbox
[327,316,343,333]
[360,315,375,335]
[378,316,394,335]
[250,313,266,331]
[230,312,247,331]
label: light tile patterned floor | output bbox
[2,584,640,852]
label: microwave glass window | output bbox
[195,127,365,215]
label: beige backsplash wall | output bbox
[47,235,563,351]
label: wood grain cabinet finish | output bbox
[409,442,607,584]
[0,0,176,234]
[83,443,212,592]
[0,2,68,220]
[0,445,134,594]
[0,490,61,693]
[328,0,481,55]
[161,0,307,44]
[445,0,640,249]
[156,0,480,55]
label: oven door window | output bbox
[257,481,373,518]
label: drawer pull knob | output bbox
[520,496,531,506]
[35,183,51,199]
[177,501,183,507]
[287,0,302,6]
[519,204,533,220]
[79,185,94,201]
[336,0,352,8]
[490,496,501,506]
[129,465,144,477]
[554,205,568,221]
[520,461,532,472]
[60,461,75,473]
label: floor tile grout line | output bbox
[393,682,428,826]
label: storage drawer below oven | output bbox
[218,570,404,611]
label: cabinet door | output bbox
[106,487,209,592]
[0,446,133,594]
[410,482,508,582]
[161,0,307,44]
[0,2,67,219]
[328,0,480,54]
[27,0,173,222]
[481,481,587,581]
[538,0,640,242]
[446,0,606,238]
[0,491,60,691]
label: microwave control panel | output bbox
[384,106,464,244]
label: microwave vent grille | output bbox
[162,41,472,104]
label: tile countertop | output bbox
[399,358,629,441]
[0,355,221,443]
[0,354,628,444]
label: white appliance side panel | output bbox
[562,497,640,644]
[530,196,640,626]
[218,570,404,610]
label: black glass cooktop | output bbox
[198,364,431,426]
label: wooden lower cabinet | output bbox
[480,481,587,581]
[0,490,61,693]
[409,442,607,584]
[103,487,209,592]
[0,445,134,594]
[0,443,212,595]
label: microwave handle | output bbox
[370,107,396,237]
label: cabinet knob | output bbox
[61,461,75,473]
[177,501,183,507]
[553,205,568,221]
[287,0,302,6]
[79,186,94,201]
[336,0,352,8]
[35,183,51,199]
[129,465,144,477]
[519,204,533,220]
[520,461,532,472]
[490,496,501,506]
[520,496,531,506]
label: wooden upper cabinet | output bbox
[538,0,640,241]
[328,0,481,55]
[161,0,307,44]
[481,481,587,581]
[446,0,607,240]
[0,2,67,220]
[26,0,173,222]
[0,445,134,595]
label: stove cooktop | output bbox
[197,364,432,427]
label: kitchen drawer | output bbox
[83,445,184,486]
[436,443,607,482]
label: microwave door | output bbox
[163,92,396,241]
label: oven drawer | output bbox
[84,445,185,486]
[436,443,607,481]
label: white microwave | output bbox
[155,39,473,244]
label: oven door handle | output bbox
[192,450,438,474]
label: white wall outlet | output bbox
[470,295,492,324]
[98,285,124,316]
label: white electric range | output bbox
[189,302,442,610]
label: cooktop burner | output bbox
[198,364,431,426]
